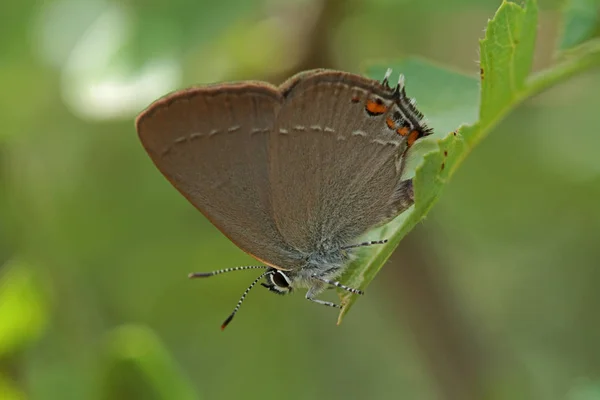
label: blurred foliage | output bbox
[1,0,600,399]
[559,0,600,49]
[568,380,600,400]
[0,374,24,400]
[0,260,48,357]
[99,325,198,400]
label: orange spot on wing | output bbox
[407,130,420,147]
[365,99,387,115]
[386,117,396,130]
[396,127,410,136]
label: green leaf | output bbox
[560,0,600,50]
[337,0,600,323]
[479,0,537,124]
[99,325,199,400]
[0,260,48,356]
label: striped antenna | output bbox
[341,239,388,250]
[188,265,267,278]
[220,270,273,330]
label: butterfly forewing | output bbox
[136,83,298,269]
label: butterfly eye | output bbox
[271,271,291,288]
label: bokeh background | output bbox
[1,0,599,399]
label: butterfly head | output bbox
[261,268,294,295]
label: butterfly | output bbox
[136,68,432,329]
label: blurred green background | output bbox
[1,0,600,399]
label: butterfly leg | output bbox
[312,275,364,295]
[305,293,341,309]
[305,283,341,309]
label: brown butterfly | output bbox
[136,68,432,329]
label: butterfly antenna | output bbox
[188,265,267,278]
[341,240,388,250]
[220,270,273,330]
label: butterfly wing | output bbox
[136,83,299,269]
[269,70,422,252]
